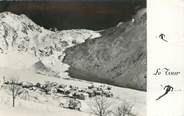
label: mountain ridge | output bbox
[0,9,146,91]
[63,8,146,91]
[0,11,101,77]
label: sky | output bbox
[0,0,146,30]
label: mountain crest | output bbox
[0,12,101,78]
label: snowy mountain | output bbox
[0,9,146,91]
[0,10,146,116]
[63,9,146,91]
[0,11,101,77]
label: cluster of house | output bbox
[3,79,113,101]
[2,79,114,111]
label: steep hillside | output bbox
[63,9,146,91]
[0,11,101,77]
[0,10,146,91]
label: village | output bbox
[1,77,113,111]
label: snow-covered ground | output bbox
[0,11,146,116]
[0,68,146,116]
[0,11,101,79]
[0,94,93,116]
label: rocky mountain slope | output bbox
[0,11,101,77]
[63,9,146,91]
[0,9,146,91]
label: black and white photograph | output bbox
[0,0,146,116]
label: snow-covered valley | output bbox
[0,68,146,116]
[0,10,146,116]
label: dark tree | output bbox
[89,96,113,116]
[9,78,22,107]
